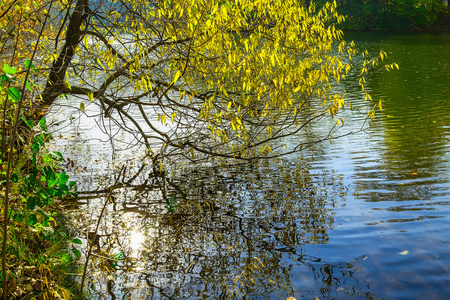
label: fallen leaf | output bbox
[398,250,409,255]
[411,172,418,176]
[286,297,297,300]
[363,256,368,261]
[337,287,344,292]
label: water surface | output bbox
[48,33,450,299]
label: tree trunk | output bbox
[41,0,89,106]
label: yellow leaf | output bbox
[141,77,148,91]
[172,70,182,84]
[179,91,186,100]
[95,58,105,70]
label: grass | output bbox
[0,197,82,299]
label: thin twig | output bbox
[79,165,125,299]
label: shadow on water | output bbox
[65,160,381,299]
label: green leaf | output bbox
[71,248,81,259]
[58,183,69,192]
[27,197,37,210]
[11,173,19,183]
[36,135,44,146]
[39,118,47,130]
[7,87,21,102]
[39,191,49,201]
[43,166,54,179]
[27,214,38,225]
[59,172,69,184]
[50,189,61,197]
[114,251,124,260]
[25,80,33,92]
[61,253,73,264]
[48,178,59,188]
[1,73,14,83]
[24,59,37,71]
[72,238,82,245]
[3,64,18,74]
[69,181,76,187]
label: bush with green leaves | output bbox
[10,117,78,228]
[1,62,77,229]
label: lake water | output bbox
[48,33,450,299]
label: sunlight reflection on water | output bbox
[129,231,146,258]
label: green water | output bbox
[49,33,450,299]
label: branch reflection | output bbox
[69,159,380,299]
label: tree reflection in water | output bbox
[71,159,379,299]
